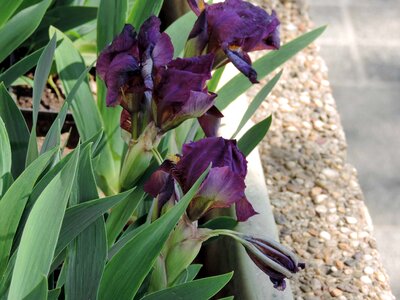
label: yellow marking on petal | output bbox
[167,154,180,164]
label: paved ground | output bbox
[309,0,400,297]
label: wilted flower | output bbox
[97,17,221,138]
[243,236,305,290]
[186,0,280,83]
[144,137,257,221]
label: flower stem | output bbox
[151,147,163,165]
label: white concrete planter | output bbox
[204,65,294,299]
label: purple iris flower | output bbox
[97,18,173,108]
[244,236,305,290]
[144,137,257,221]
[97,17,221,136]
[186,0,280,83]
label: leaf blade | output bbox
[8,147,79,299]
[142,272,233,300]
[0,0,52,63]
[237,115,272,157]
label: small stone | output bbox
[308,237,319,248]
[310,278,322,290]
[285,161,296,170]
[363,266,374,275]
[344,259,357,267]
[360,275,372,284]
[320,231,331,240]
[360,285,369,294]
[329,288,343,297]
[335,260,344,270]
[377,272,386,282]
[345,216,357,224]
[313,194,328,204]
[310,187,322,197]
[322,168,339,179]
[338,243,351,251]
[350,232,358,239]
[327,214,340,223]
[315,205,328,214]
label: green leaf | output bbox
[127,0,164,29]
[26,34,57,166]
[8,147,79,299]
[219,297,234,300]
[51,26,102,140]
[98,165,211,300]
[65,145,106,300]
[107,223,149,260]
[97,0,127,52]
[54,189,135,258]
[0,172,13,200]
[0,251,16,299]
[0,0,52,63]
[0,149,56,279]
[105,188,145,247]
[200,216,238,231]
[237,115,272,157]
[141,272,233,300]
[41,61,95,154]
[23,275,47,300]
[0,0,23,28]
[165,11,197,58]
[216,26,326,111]
[232,70,281,139]
[96,0,127,195]
[208,66,226,93]
[173,264,203,286]
[0,117,12,197]
[0,83,30,177]
[48,288,61,300]
[0,47,44,87]
[32,34,56,126]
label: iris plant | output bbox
[96,0,304,291]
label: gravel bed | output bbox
[247,0,395,298]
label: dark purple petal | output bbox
[158,91,216,133]
[198,105,223,137]
[223,46,258,83]
[138,16,162,54]
[152,33,174,67]
[167,54,214,77]
[244,236,305,291]
[188,166,245,220]
[235,196,258,221]
[178,137,247,191]
[187,0,206,16]
[154,54,214,130]
[144,160,176,197]
[97,24,137,80]
[104,53,140,106]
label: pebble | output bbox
[313,194,327,204]
[363,266,374,275]
[360,275,372,284]
[320,231,331,240]
[345,216,358,224]
[329,288,343,297]
[315,205,327,214]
